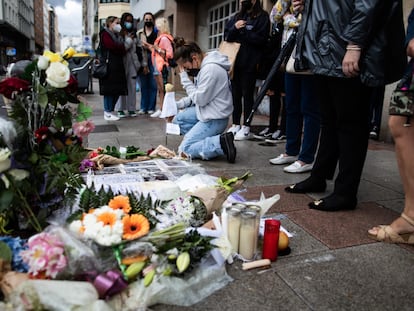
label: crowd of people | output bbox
[95,0,414,245]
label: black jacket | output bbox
[224,10,270,73]
[295,0,407,87]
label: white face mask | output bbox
[113,24,122,33]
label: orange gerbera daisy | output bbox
[122,214,150,240]
[97,211,118,227]
[108,195,131,214]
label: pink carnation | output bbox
[72,120,95,137]
[20,232,67,279]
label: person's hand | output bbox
[292,0,304,13]
[235,20,246,30]
[407,38,414,58]
[178,64,185,74]
[342,49,361,78]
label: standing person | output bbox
[98,16,127,121]
[285,0,406,211]
[224,0,270,140]
[268,0,320,174]
[138,12,158,115]
[172,41,236,163]
[143,17,174,118]
[368,7,414,244]
[115,12,143,118]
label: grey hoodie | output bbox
[177,51,233,122]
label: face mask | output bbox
[124,22,132,30]
[144,21,153,28]
[241,0,253,12]
[187,68,200,77]
[113,24,122,33]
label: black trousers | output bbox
[231,66,257,125]
[311,75,373,198]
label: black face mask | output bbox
[187,68,200,77]
[144,21,153,28]
[241,1,253,12]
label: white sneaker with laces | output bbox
[283,161,313,173]
[104,112,120,121]
[227,124,241,136]
[150,109,162,118]
[269,154,297,165]
[234,125,252,141]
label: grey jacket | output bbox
[178,51,233,122]
[295,0,407,87]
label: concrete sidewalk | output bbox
[82,81,414,310]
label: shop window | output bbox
[207,0,238,50]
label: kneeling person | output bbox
[172,41,236,163]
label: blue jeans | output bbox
[173,106,198,135]
[174,107,228,160]
[284,74,320,164]
[104,95,120,112]
[138,59,157,112]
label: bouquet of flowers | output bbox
[0,48,94,233]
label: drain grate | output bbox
[93,124,119,133]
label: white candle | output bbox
[227,211,241,253]
[239,222,256,260]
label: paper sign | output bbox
[166,123,181,135]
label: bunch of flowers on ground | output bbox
[0,48,94,233]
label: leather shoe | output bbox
[308,193,357,212]
[220,132,236,163]
[285,176,326,193]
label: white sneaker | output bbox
[104,112,120,121]
[138,109,146,115]
[269,154,297,165]
[150,109,162,118]
[234,125,252,141]
[227,124,241,136]
[283,161,313,173]
[147,110,155,114]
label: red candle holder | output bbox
[262,219,280,261]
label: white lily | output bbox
[231,192,281,216]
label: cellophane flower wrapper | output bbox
[108,254,232,310]
[46,226,118,279]
[8,279,102,311]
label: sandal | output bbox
[368,213,414,245]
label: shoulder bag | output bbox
[218,41,241,79]
[92,51,109,79]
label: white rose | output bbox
[37,55,50,70]
[0,148,11,173]
[8,169,29,181]
[45,62,70,88]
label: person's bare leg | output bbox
[155,75,164,110]
[369,115,414,236]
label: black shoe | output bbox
[220,132,236,163]
[308,193,357,211]
[369,126,379,140]
[285,176,326,193]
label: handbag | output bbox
[218,41,241,79]
[285,44,312,75]
[92,54,108,79]
[389,59,414,119]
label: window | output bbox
[207,0,238,50]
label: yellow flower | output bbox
[108,195,131,214]
[122,214,150,240]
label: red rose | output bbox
[0,77,30,99]
[35,126,50,143]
